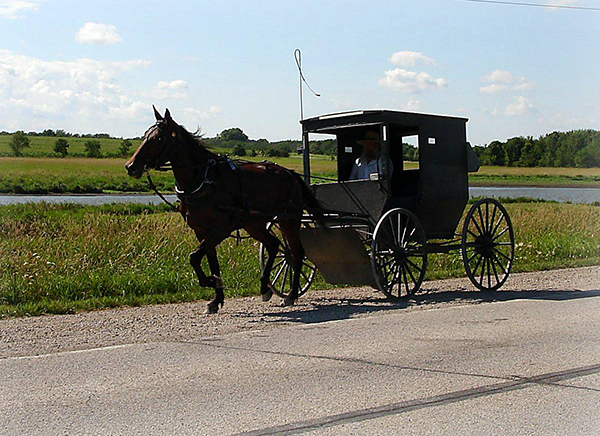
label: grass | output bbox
[0,156,598,194]
[0,134,137,157]
[1,201,598,317]
[470,166,600,187]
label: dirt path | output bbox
[1,266,599,359]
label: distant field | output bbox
[0,155,598,194]
[471,166,600,187]
[0,134,137,157]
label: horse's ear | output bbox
[153,105,163,121]
[164,108,173,123]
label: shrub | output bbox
[9,131,30,156]
[84,140,102,158]
[53,138,69,157]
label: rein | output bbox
[146,170,180,213]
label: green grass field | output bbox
[0,156,598,194]
[0,134,136,157]
[1,201,598,317]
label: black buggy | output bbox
[260,110,515,300]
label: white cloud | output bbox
[76,22,122,45]
[481,70,515,84]
[378,68,447,93]
[183,106,223,120]
[154,79,188,99]
[390,51,436,68]
[505,96,534,116]
[0,48,150,130]
[479,70,534,93]
[0,0,40,19]
[479,84,510,94]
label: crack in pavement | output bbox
[232,363,600,436]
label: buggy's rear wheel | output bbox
[461,198,514,291]
[370,208,427,299]
[259,221,316,299]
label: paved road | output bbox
[2,280,599,435]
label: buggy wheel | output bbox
[370,208,427,299]
[461,198,514,291]
[259,221,316,299]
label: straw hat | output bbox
[357,131,381,146]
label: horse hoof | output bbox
[206,302,221,314]
[261,288,273,302]
[282,296,296,307]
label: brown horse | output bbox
[125,107,320,313]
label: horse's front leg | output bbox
[190,240,224,314]
[205,246,224,313]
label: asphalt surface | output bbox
[1,268,599,435]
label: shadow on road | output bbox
[263,287,600,325]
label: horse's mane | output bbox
[176,123,218,160]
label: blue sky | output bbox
[0,0,598,145]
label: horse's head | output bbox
[125,106,182,178]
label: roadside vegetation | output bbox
[1,200,598,317]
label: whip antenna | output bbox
[294,49,320,122]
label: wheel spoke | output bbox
[302,261,316,272]
[401,265,410,294]
[489,203,498,235]
[493,246,511,261]
[476,206,487,235]
[490,214,505,238]
[280,265,289,293]
[272,262,286,283]
[490,250,508,276]
[404,260,418,285]
[470,213,485,238]
[467,228,480,239]
[478,254,487,286]
[405,257,423,274]
[401,219,409,245]
[492,226,510,241]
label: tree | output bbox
[9,131,30,156]
[119,139,133,157]
[233,144,247,156]
[53,138,69,157]
[84,140,102,158]
[484,141,507,166]
[574,140,600,168]
[219,127,248,142]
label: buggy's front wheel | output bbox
[370,208,427,299]
[461,198,514,291]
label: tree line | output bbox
[4,127,599,168]
[472,129,600,168]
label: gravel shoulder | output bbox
[1,266,599,359]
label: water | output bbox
[0,186,598,206]
[469,186,599,204]
[0,194,177,206]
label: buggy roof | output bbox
[300,110,468,134]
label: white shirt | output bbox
[349,155,392,180]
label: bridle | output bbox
[141,121,219,212]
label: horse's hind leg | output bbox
[278,219,304,306]
[190,237,225,314]
[244,221,280,302]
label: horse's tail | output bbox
[291,172,327,227]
